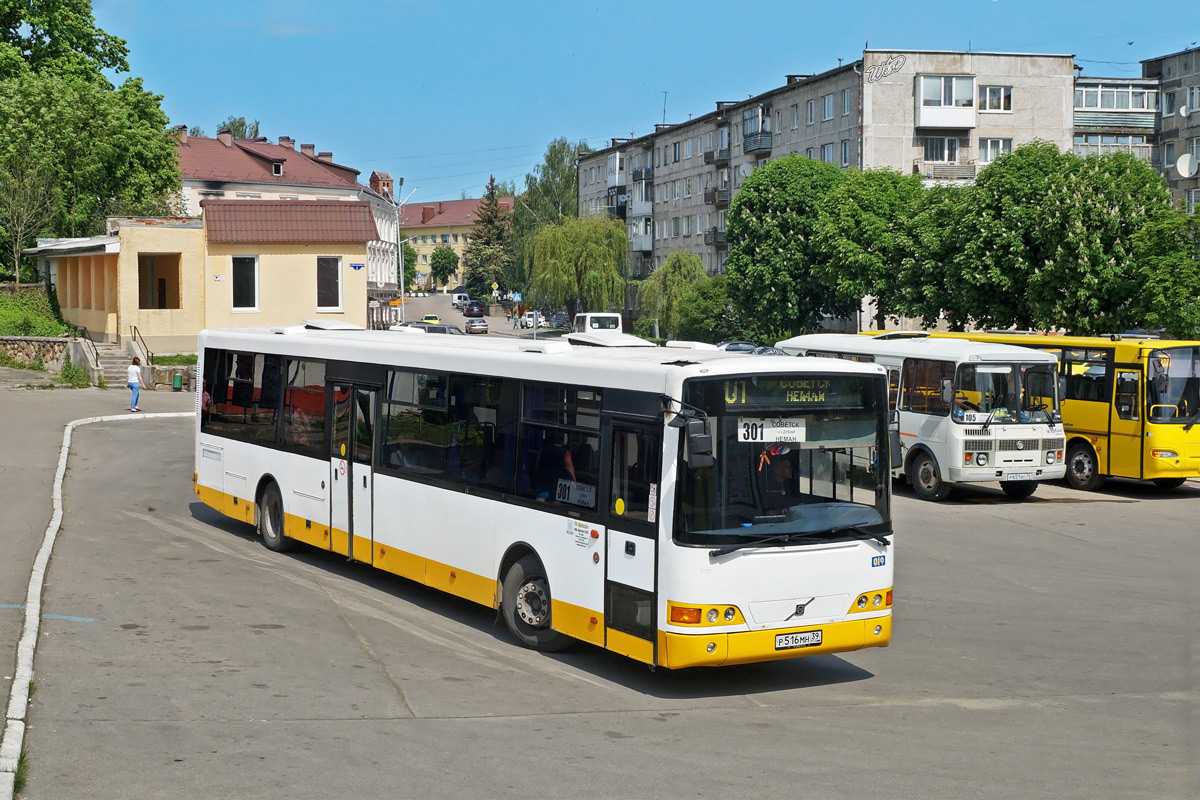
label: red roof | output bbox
[177,135,361,190]
[201,200,379,244]
[399,196,515,229]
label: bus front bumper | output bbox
[947,465,1065,483]
[658,614,891,669]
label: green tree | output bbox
[724,155,845,340]
[188,124,204,138]
[462,175,514,298]
[674,273,755,343]
[429,245,459,292]
[811,169,924,328]
[895,184,975,330]
[527,214,625,317]
[462,179,514,199]
[638,250,705,338]
[1132,211,1200,338]
[218,115,259,139]
[401,241,418,292]
[0,0,130,81]
[0,150,55,286]
[960,142,1179,333]
[509,138,592,290]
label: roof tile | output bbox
[201,200,379,244]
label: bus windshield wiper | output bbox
[1183,407,1200,432]
[708,527,890,557]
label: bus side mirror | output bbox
[685,418,714,469]
[1155,374,1168,396]
[1058,376,1067,400]
[940,379,953,405]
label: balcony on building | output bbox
[703,146,731,165]
[703,187,731,207]
[743,131,772,155]
[1072,136,1158,165]
[915,75,977,129]
[629,233,652,253]
[912,158,977,181]
[703,227,727,247]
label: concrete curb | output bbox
[0,411,192,799]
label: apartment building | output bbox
[398,196,516,292]
[1142,47,1200,212]
[579,49,1076,280]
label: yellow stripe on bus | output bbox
[659,615,891,669]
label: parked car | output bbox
[463,301,485,317]
[408,322,463,335]
[717,341,757,352]
[451,293,471,308]
[752,346,790,355]
[520,311,547,329]
[465,318,488,334]
[550,312,570,329]
[422,314,441,324]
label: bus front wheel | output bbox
[1001,480,1037,500]
[258,482,293,553]
[910,452,951,502]
[501,556,572,652]
[1066,443,1105,492]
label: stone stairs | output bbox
[91,340,131,388]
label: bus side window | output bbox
[887,369,900,411]
[900,359,954,416]
[1062,348,1110,402]
[1114,371,1140,421]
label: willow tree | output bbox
[527,215,625,316]
[638,250,705,338]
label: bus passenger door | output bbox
[603,422,662,663]
[1110,369,1143,478]
[330,384,378,563]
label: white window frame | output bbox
[843,88,852,115]
[231,255,259,313]
[1188,86,1200,112]
[924,137,959,163]
[1187,189,1199,216]
[840,139,850,167]
[821,143,835,163]
[978,85,1013,112]
[806,99,815,125]
[1188,137,1200,159]
[979,138,1013,163]
[791,104,800,129]
[316,256,342,312]
[684,138,692,159]
[920,75,974,108]
[822,94,835,121]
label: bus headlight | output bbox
[724,607,736,621]
[706,608,719,623]
[1046,450,1056,464]
[976,452,988,467]
[1151,449,1179,460]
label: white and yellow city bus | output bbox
[194,325,894,669]
[777,333,1066,501]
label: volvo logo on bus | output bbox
[785,599,814,620]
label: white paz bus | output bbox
[777,333,1066,501]
[195,326,894,669]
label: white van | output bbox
[451,293,470,308]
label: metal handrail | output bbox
[130,325,154,366]
[75,326,100,370]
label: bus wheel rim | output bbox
[516,579,550,627]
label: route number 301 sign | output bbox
[738,417,807,443]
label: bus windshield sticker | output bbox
[738,417,807,443]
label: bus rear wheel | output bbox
[1001,480,1037,500]
[501,556,572,652]
[910,452,951,502]
[258,482,293,553]
[1065,443,1105,492]
[1153,477,1187,489]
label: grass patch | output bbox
[14,746,28,794]
[0,351,43,371]
[55,353,91,388]
[0,289,71,337]
[152,353,197,366]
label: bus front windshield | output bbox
[1148,346,1200,424]
[675,374,889,547]
[953,362,1059,424]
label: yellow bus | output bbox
[915,332,1200,490]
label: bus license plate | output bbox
[1004,473,1033,481]
[775,630,822,650]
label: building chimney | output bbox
[317,151,333,162]
[300,143,315,156]
[217,127,232,147]
[278,136,295,149]
[421,205,436,224]
[173,124,188,145]
[437,202,445,214]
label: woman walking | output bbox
[127,357,143,412]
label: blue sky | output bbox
[95,0,1196,204]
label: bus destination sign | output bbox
[723,377,866,410]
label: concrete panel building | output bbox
[1142,47,1200,211]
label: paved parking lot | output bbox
[3,394,1197,799]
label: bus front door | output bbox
[330,384,378,564]
[602,422,662,664]
[1110,368,1143,479]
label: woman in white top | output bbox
[127,357,142,412]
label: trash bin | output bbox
[173,372,183,392]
